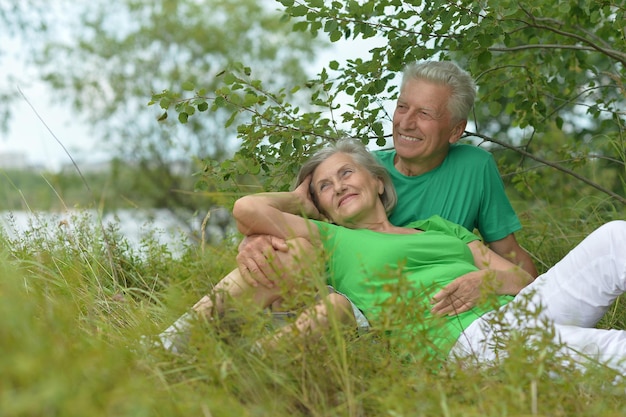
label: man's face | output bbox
[392,78,465,166]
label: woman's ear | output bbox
[377,178,385,196]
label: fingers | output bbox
[431,296,473,316]
[430,283,473,316]
[270,236,289,252]
[236,235,281,288]
[431,281,457,304]
[236,255,275,288]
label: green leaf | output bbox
[556,116,564,130]
[291,5,308,16]
[330,30,342,42]
[181,81,195,91]
[159,97,171,110]
[243,93,259,107]
[178,112,189,124]
[224,111,238,128]
[477,50,491,66]
[223,73,236,85]
[488,101,502,117]
[324,20,338,33]
[293,21,309,32]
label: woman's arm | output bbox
[232,176,322,242]
[430,240,533,316]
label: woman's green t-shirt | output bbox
[311,215,513,360]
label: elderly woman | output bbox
[160,139,626,373]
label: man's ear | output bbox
[377,178,385,196]
[449,119,467,144]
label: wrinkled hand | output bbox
[430,271,485,316]
[237,235,289,288]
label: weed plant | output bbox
[0,200,625,417]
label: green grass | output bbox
[1,204,626,417]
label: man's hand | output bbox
[237,235,289,288]
[430,271,484,316]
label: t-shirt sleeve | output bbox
[477,154,522,242]
[406,216,480,244]
[309,219,334,247]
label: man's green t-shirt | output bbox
[374,143,521,242]
[312,215,513,360]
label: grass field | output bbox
[1,204,625,417]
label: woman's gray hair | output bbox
[401,61,476,123]
[295,138,397,215]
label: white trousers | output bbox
[452,220,626,374]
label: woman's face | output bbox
[311,152,384,226]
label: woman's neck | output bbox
[346,217,414,234]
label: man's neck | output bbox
[394,153,448,176]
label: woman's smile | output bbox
[337,193,358,207]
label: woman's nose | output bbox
[333,180,346,193]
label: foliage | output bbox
[155,0,624,210]
[3,0,324,223]
[2,215,626,416]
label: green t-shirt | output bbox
[312,215,513,360]
[374,143,521,242]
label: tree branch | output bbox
[469,132,626,205]
[489,44,596,53]
[513,8,626,65]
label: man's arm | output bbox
[487,233,538,278]
[431,239,533,316]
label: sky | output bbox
[0,26,391,172]
[0,85,102,170]
[0,2,100,171]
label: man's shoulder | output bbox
[448,142,493,160]
[373,148,394,157]
[446,143,497,173]
[373,148,395,166]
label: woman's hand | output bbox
[292,175,323,220]
[236,235,289,288]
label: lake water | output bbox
[0,208,234,256]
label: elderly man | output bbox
[377,61,536,275]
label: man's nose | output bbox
[398,112,417,129]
